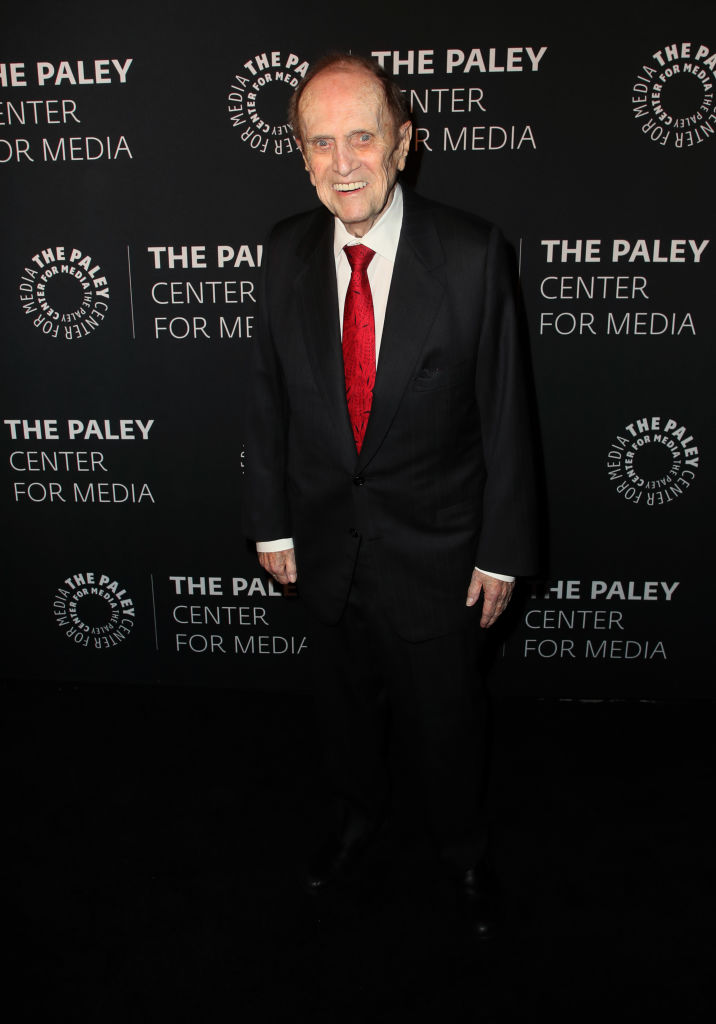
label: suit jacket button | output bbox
[353,475,365,486]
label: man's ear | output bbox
[397,120,413,171]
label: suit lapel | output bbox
[293,194,447,471]
[294,212,356,460]
[357,194,446,470]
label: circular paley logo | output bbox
[52,572,135,649]
[19,246,110,340]
[631,41,716,148]
[227,49,309,156]
[606,416,700,507]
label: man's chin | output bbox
[330,205,372,235]
[328,193,393,236]
[331,195,370,219]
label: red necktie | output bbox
[342,244,376,453]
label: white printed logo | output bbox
[227,50,308,156]
[606,416,699,506]
[631,42,716,148]
[53,572,135,648]
[19,246,110,339]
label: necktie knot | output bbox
[345,243,375,273]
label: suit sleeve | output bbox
[474,225,539,577]
[241,230,293,543]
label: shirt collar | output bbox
[333,183,404,264]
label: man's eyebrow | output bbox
[306,128,376,143]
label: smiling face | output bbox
[296,66,412,237]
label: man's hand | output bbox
[258,548,297,586]
[466,569,515,628]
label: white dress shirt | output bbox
[333,181,404,362]
[255,185,514,584]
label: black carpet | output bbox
[6,682,715,1022]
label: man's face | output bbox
[297,67,412,237]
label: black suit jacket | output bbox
[243,189,538,641]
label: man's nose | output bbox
[333,140,359,176]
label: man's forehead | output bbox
[299,68,387,128]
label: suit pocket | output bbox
[411,360,470,393]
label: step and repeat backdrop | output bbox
[2,1,714,695]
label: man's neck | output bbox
[336,182,401,239]
[334,183,403,255]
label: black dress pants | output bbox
[310,539,490,872]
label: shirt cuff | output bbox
[475,566,515,583]
[256,538,294,552]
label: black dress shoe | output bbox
[305,811,379,893]
[457,862,498,939]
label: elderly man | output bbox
[243,53,538,935]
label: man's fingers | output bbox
[259,548,297,585]
[466,570,515,628]
[480,580,514,627]
[480,591,503,629]
[285,550,298,583]
[466,575,483,607]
